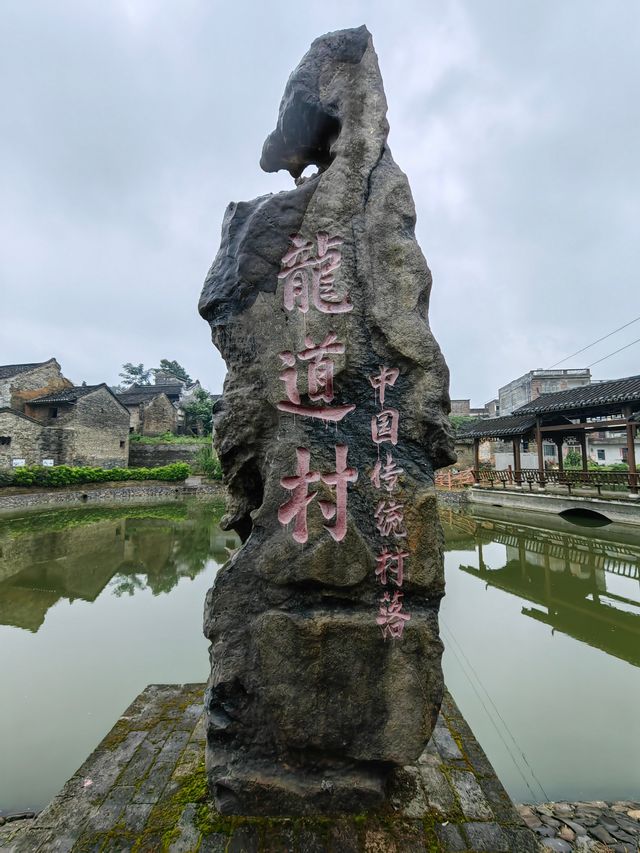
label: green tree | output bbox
[564,449,583,469]
[183,388,213,435]
[157,359,192,384]
[119,362,152,387]
[449,414,480,433]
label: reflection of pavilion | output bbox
[442,508,640,668]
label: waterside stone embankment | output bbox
[0,479,224,516]
[517,802,640,853]
[0,683,541,852]
[436,488,471,510]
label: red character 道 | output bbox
[374,499,407,538]
[278,445,358,544]
[371,451,404,493]
[278,333,356,422]
[278,232,352,315]
[369,366,399,407]
[375,547,409,587]
[376,591,411,640]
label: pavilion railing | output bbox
[473,467,639,496]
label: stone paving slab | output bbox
[0,684,541,852]
[517,802,640,853]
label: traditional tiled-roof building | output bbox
[0,358,72,411]
[0,366,130,469]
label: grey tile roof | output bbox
[117,384,183,404]
[515,375,640,415]
[457,414,537,439]
[117,387,175,405]
[0,360,51,380]
[28,384,105,405]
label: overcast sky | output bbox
[2,1,638,402]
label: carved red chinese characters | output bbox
[278,445,358,544]
[278,232,352,314]
[369,365,411,638]
[277,333,355,422]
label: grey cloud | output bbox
[1,0,638,402]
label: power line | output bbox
[548,315,640,368]
[441,619,549,802]
[587,335,640,368]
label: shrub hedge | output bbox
[4,462,190,489]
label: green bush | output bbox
[7,462,190,489]
[192,445,222,480]
[0,469,15,487]
[129,432,210,445]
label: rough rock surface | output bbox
[199,25,455,815]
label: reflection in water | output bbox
[0,500,239,815]
[439,505,640,804]
[0,503,237,633]
[440,506,640,668]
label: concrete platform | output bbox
[1,684,540,852]
[469,485,640,525]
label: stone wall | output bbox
[141,394,176,436]
[0,481,224,515]
[0,410,45,467]
[64,388,129,468]
[453,440,474,469]
[0,360,71,411]
[128,442,202,468]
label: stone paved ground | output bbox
[517,802,640,853]
[1,684,541,852]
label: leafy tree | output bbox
[183,388,213,435]
[449,414,480,433]
[564,449,583,469]
[157,359,192,384]
[119,362,152,387]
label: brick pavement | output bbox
[1,685,540,852]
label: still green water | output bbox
[0,501,237,815]
[0,501,639,813]
[440,504,640,805]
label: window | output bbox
[597,449,605,461]
[50,407,58,418]
[119,440,126,449]
[621,447,628,462]
[129,427,134,434]
[543,444,556,457]
[522,440,529,452]
[0,436,10,446]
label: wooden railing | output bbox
[435,468,476,489]
[474,467,639,496]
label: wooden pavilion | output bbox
[459,375,640,495]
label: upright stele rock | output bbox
[199,25,455,815]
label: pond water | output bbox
[1,500,639,814]
[0,501,236,815]
[440,504,640,805]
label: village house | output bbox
[117,386,178,436]
[498,368,591,416]
[0,360,130,469]
[0,359,72,411]
[117,378,213,436]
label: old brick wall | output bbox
[127,405,141,433]
[0,411,46,467]
[128,442,201,468]
[66,388,130,468]
[1,361,71,412]
[141,394,176,436]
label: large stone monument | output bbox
[199,25,455,816]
